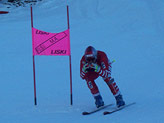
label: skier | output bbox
[80,46,125,108]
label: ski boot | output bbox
[94,95,104,108]
[115,94,125,108]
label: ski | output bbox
[103,102,136,115]
[82,103,114,115]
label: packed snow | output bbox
[0,0,164,122]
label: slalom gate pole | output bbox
[31,5,37,106]
[67,5,73,105]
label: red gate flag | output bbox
[32,27,70,56]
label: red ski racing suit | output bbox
[80,50,120,97]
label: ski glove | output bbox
[89,63,101,73]
[82,63,90,73]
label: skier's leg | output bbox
[86,79,104,108]
[104,77,120,96]
[86,79,99,95]
[104,77,125,107]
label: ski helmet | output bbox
[84,46,97,62]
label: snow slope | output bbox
[0,0,164,122]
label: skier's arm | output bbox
[99,53,111,79]
[91,52,111,79]
[80,57,87,80]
